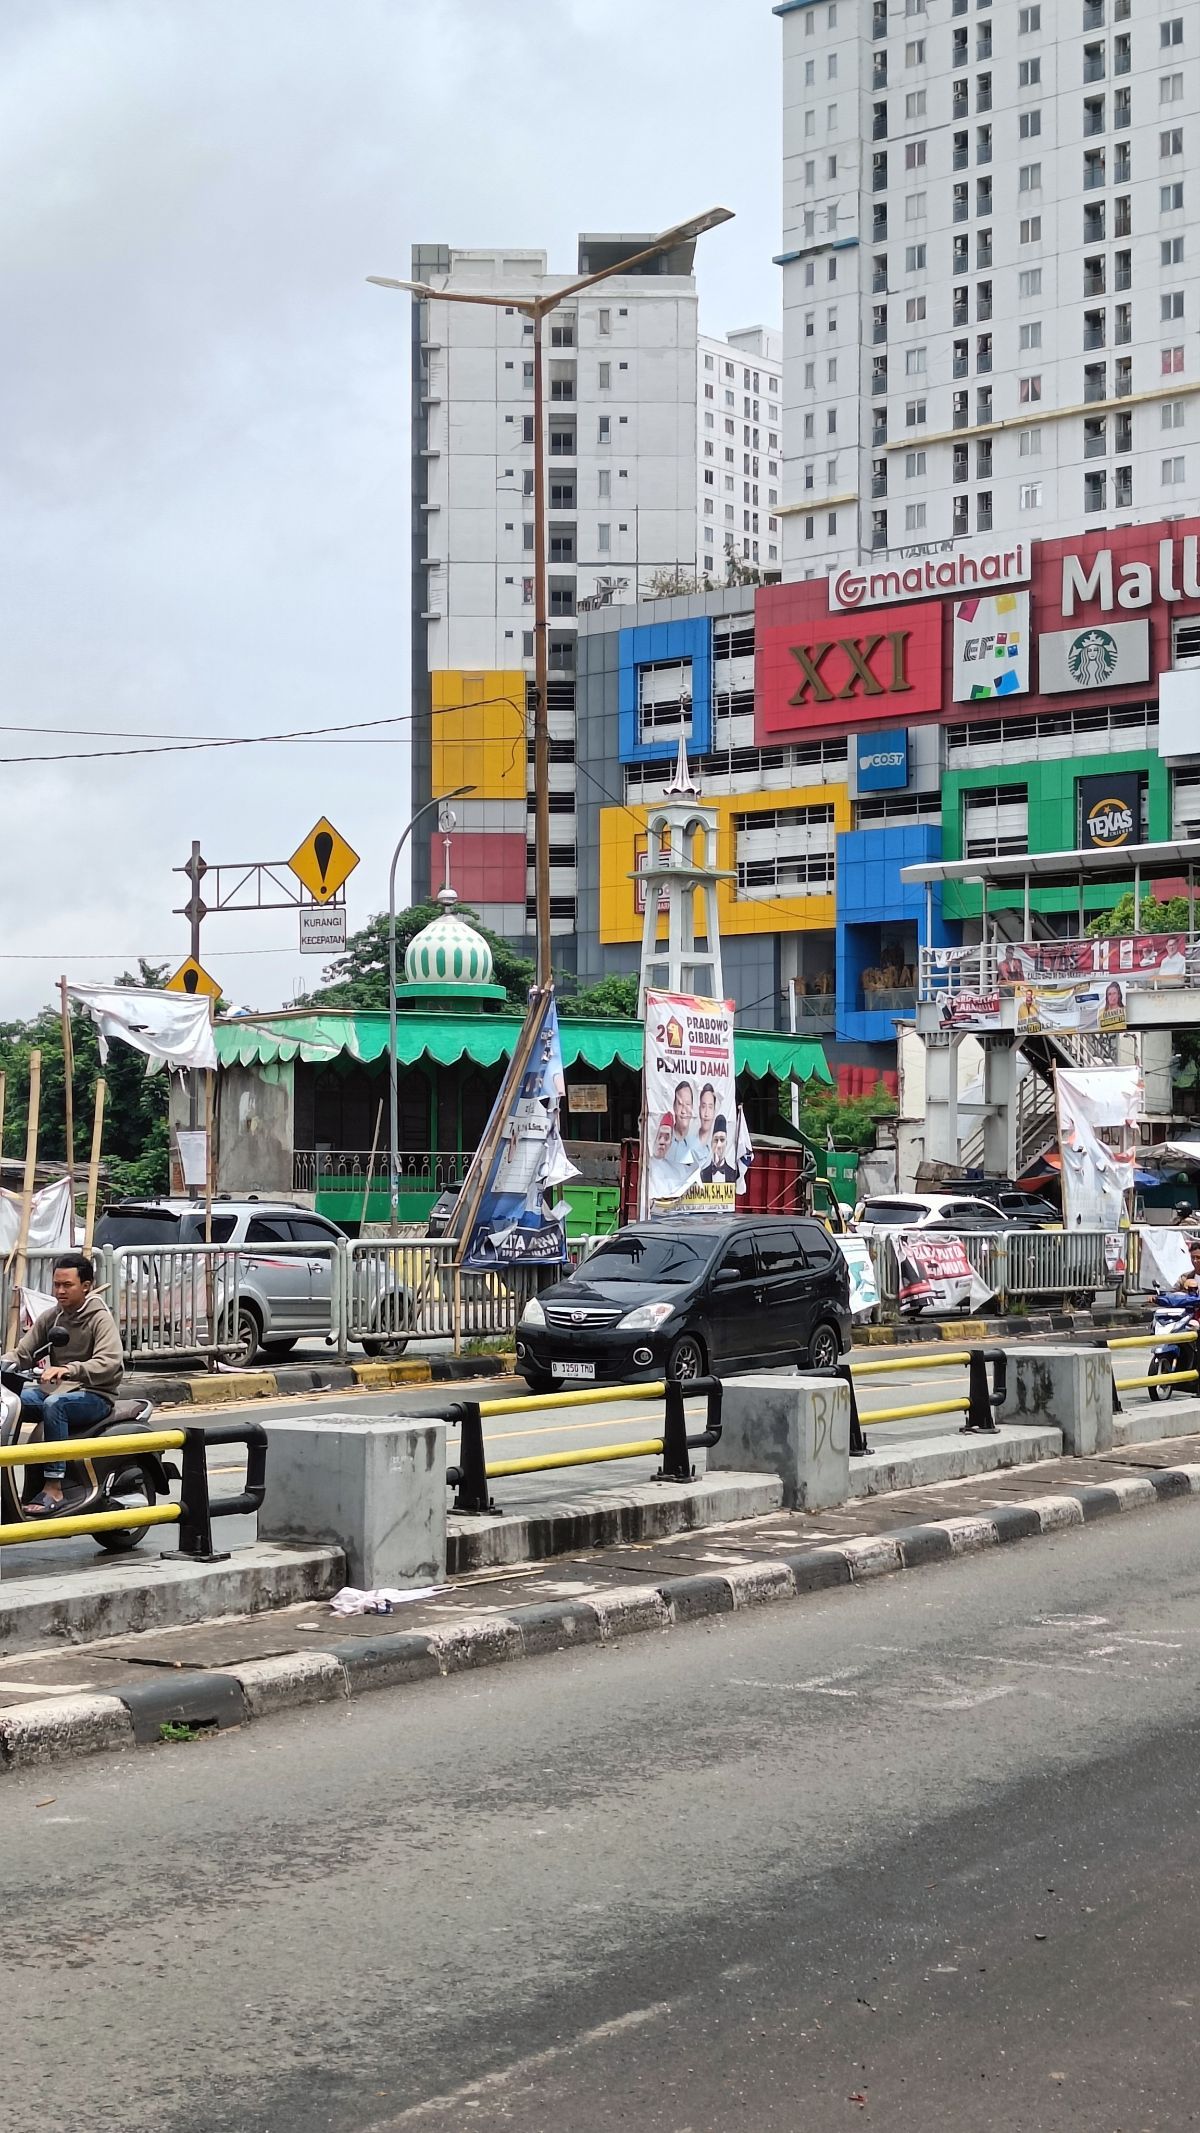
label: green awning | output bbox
[215,1011,830,1084]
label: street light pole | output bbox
[387,785,473,1235]
[369,206,733,997]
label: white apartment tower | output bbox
[410,236,699,937]
[696,325,785,579]
[777,0,1200,576]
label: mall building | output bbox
[571,512,1200,1066]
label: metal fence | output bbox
[868,1226,1140,1318]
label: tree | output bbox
[302,907,535,1011]
[557,973,640,1020]
[1087,890,1193,939]
[794,1079,897,1154]
[0,962,173,1198]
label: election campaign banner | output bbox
[460,991,578,1269]
[642,990,738,1215]
[893,1234,993,1317]
[1013,979,1127,1036]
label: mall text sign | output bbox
[830,542,1030,613]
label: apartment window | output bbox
[1162,182,1185,211]
[1163,400,1186,429]
[827,357,838,382]
[1020,111,1041,139]
[1163,456,1186,485]
[1162,72,1184,103]
[828,51,838,78]
[1161,17,1183,46]
[597,416,610,442]
[827,512,838,535]
[1163,346,1185,374]
[1020,216,1042,243]
[905,38,926,63]
[597,308,611,335]
[522,416,535,442]
[1020,482,1042,510]
[1163,236,1185,265]
[828,411,838,434]
[906,242,927,270]
[976,491,993,532]
[905,139,928,168]
[905,450,927,477]
[596,523,611,552]
[1019,268,1042,297]
[1019,375,1042,403]
[1020,163,1042,191]
[906,90,927,117]
[963,785,1029,859]
[1019,4,1040,26]
[827,103,839,131]
[905,0,926,12]
[906,295,927,321]
[905,192,927,221]
[1085,470,1107,512]
[1162,128,1184,159]
[1163,291,1185,320]
[805,57,815,84]
[905,503,927,531]
[905,398,927,425]
[1019,58,1041,85]
[1019,427,1042,456]
[1020,322,1042,349]
[905,346,927,375]
[597,361,611,388]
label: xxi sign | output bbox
[756,595,943,741]
[789,631,913,704]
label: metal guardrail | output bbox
[868,1228,1138,1319]
[830,1345,1008,1456]
[443,1377,724,1513]
[0,1418,267,1558]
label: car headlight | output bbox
[519,1297,546,1327]
[617,1301,675,1331]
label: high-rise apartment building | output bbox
[697,325,785,579]
[409,236,700,945]
[777,0,1200,578]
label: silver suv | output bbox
[93,1198,404,1364]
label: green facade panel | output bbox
[940,750,1170,922]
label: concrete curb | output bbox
[125,1352,517,1409]
[6,1458,1200,1773]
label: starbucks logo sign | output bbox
[1067,627,1119,688]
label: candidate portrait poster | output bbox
[643,990,738,1216]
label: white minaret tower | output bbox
[636,738,733,1013]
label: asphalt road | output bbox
[8,1501,1200,2132]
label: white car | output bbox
[852,1192,1014,1238]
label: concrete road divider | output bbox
[257,1417,447,1589]
[998,1345,1114,1457]
[708,1374,851,1510]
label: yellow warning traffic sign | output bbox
[288,817,360,906]
[165,957,221,999]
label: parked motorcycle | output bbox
[0,1330,176,1550]
[1147,1290,1200,1402]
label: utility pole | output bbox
[183,840,206,1201]
[368,206,733,996]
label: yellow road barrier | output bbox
[478,1382,666,1418]
[0,1504,181,1546]
[487,1439,666,1478]
[857,1395,971,1426]
[851,1351,971,1377]
[1106,1330,1198,1351]
[0,1430,186,1468]
[1113,1369,1200,1393]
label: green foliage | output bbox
[557,972,640,1020]
[302,907,535,1011]
[1087,891,1193,939]
[794,1079,897,1154]
[0,963,172,1197]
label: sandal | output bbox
[25,1489,65,1517]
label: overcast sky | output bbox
[0,0,780,1021]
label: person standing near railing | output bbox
[0,1253,124,1517]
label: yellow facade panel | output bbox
[599,786,851,946]
[430,670,526,800]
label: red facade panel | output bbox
[430,831,525,904]
[755,586,943,742]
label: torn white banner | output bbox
[0,1176,75,1259]
[68,986,217,1075]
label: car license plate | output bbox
[551,1360,596,1380]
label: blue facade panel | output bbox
[835,824,956,1044]
[617,616,712,765]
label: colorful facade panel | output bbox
[430,670,526,799]
[617,617,713,764]
[755,589,943,742]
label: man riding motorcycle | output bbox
[0,1252,124,1516]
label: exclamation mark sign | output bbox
[314,830,334,898]
[183,968,199,994]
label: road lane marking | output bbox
[371,2001,674,2123]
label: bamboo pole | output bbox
[360,1100,384,1231]
[59,976,77,1227]
[0,1070,6,1173]
[7,1049,42,1349]
[83,1077,106,1252]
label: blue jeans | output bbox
[19,1385,112,1483]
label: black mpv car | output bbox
[515,1215,851,1391]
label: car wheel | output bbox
[521,1370,555,1394]
[263,1338,298,1359]
[807,1320,843,1372]
[361,1335,410,1360]
[227,1303,263,1369]
[666,1333,706,1383]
